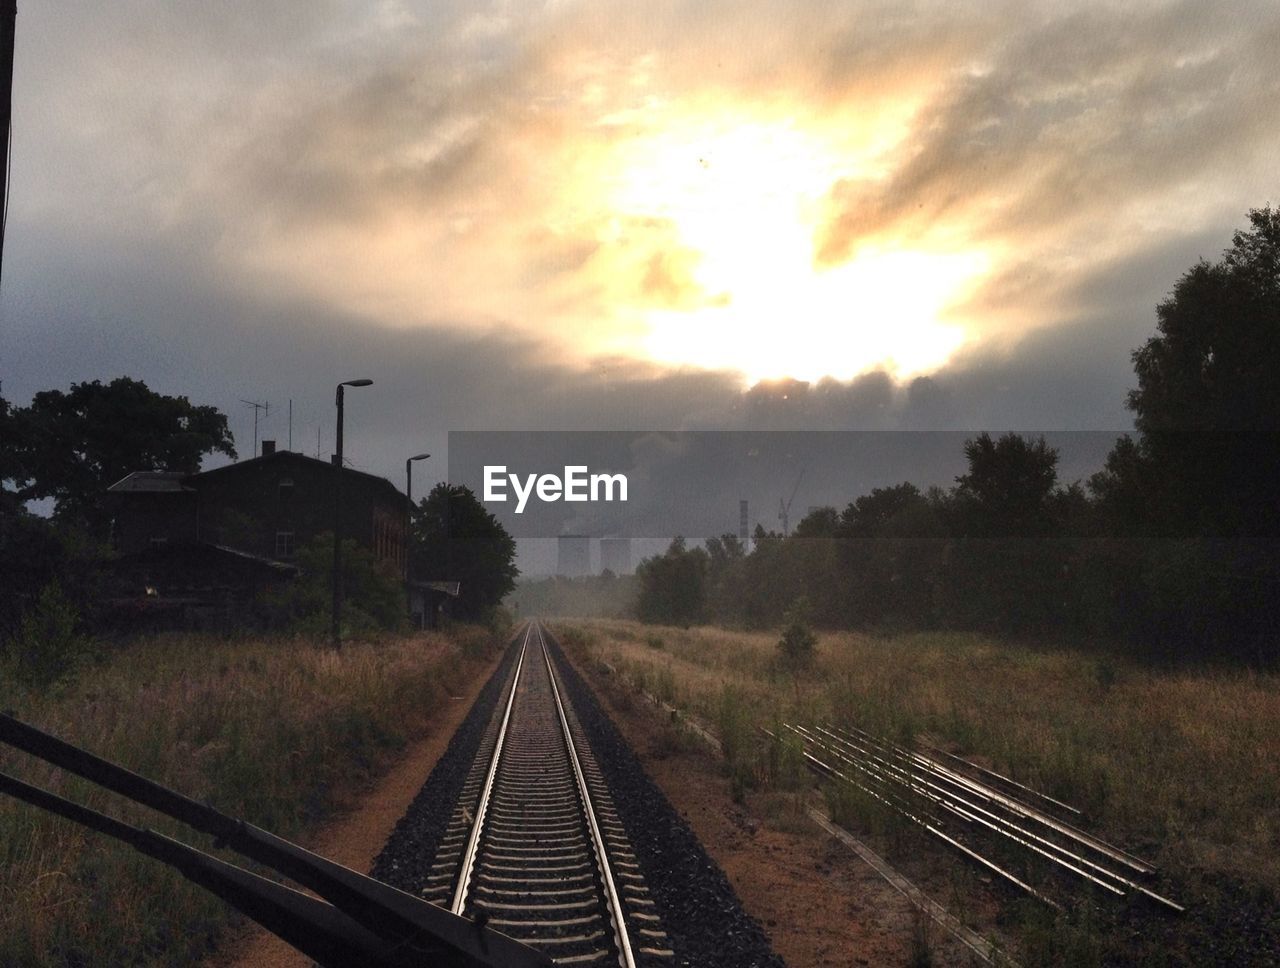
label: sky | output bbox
[2,0,1278,512]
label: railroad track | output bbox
[420,622,675,966]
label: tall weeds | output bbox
[0,627,499,966]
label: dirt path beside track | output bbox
[206,649,500,968]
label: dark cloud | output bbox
[818,0,1280,263]
[3,0,1275,496]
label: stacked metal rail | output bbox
[782,722,1183,913]
[424,623,674,966]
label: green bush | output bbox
[266,533,407,637]
[777,597,817,669]
[2,582,92,688]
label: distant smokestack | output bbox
[261,440,276,456]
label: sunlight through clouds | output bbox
[10,0,1278,399]
[602,116,989,381]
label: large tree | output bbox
[835,483,944,628]
[1103,206,1280,539]
[953,433,1060,538]
[636,536,707,627]
[0,391,26,514]
[12,377,236,534]
[409,483,518,621]
[944,433,1065,631]
[1088,207,1280,656]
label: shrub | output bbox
[266,533,407,637]
[777,597,817,669]
[2,582,92,687]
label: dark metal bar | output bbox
[0,711,554,968]
[0,771,424,968]
[0,0,14,286]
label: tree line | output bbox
[638,207,1280,663]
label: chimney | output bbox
[261,440,276,456]
[331,454,341,466]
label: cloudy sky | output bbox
[2,0,1277,494]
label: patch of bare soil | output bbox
[206,650,500,968]
[575,661,988,968]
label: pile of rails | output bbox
[781,722,1183,913]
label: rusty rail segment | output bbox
[0,624,553,968]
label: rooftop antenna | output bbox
[778,467,805,537]
[241,400,269,459]
[288,399,293,452]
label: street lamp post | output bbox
[404,453,430,583]
[332,378,373,649]
[404,453,430,629]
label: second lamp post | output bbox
[405,452,430,584]
[332,378,373,649]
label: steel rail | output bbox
[450,623,531,914]
[801,725,1131,899]
[780,724,952,830]
[809,728,1122,880]
[851,728,1154,878]
[777,725,1061,909]
[817,726,1184,912]
[786,722,1182,913]
[920,742,1083,817]
[830,724,1157,877]
[538,623,639,968]
[817,727,1142,888]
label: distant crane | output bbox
[778,468,805,537]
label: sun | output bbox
[604,117,989,383]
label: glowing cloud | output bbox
[601,116,989,381]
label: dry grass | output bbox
[0,627,503,967]
[559,619,1280,894]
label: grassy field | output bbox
[0,625,503,967]
[554,619,1280,965]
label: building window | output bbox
[275,531,295,559]
[149,536,168,549]
[278,477,295,501]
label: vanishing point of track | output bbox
[420,623,674,966]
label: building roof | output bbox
[408,580,461,597]
[107,541,300,575]
[193,450,409,507]
[209,543,302,574]
[107,471,194,493]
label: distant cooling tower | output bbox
[557,535,591,577]
[599,537,632,575]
